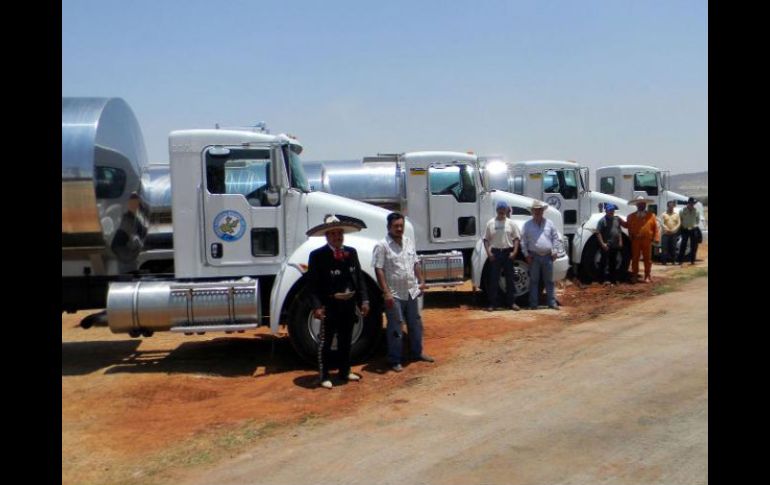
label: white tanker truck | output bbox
[303,153,571,304]
[62,97,412,363]
[595,164,708,255]
[479,158,635,282]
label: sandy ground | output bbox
[62,247,707,485]
[187,276,708,485]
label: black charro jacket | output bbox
[307,244,369,310]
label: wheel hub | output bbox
[307,310,365,350]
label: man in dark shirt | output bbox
[595,203,623,285]
[306,215,370,389]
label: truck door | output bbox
[577,166,593,223]
[202,145,285,267]
[542,169,580,235]
[427,162,480,243]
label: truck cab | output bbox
[480,158,634,281]
[389,152,488,251]
[102,127,408,363]
[304,152,570,303]
[596,164,708,250]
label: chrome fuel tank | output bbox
[107,279,261,334]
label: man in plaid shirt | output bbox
[373,212,435,372]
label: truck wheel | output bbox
[287,283,383,365]
[579,237,600,283]
[480,260,532,306]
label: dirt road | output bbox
[182,277,707,485]
[62,255,707,485]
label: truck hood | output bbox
[305,191,415,242]
[587,191,635,217]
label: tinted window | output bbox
[512,175,524,195]
[94,166,126,199]
[251,228,279,256]
[544,170,578,199]
[600,176,615,194]
[458,216,476,236]
[283,146,309,192]
[561,170,578,199]
[634,172,659,196]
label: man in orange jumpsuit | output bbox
[623,196,658,283]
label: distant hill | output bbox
[669,171,708,199]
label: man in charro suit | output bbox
[306,215,370,390]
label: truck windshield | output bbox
[429,164,477,203]
[634,172,659,196]
[283,145,309,192]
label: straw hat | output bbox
[306,214,365,237]
[627,195,654,206]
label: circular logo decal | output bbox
[545,196,561,210]
[213,210,246,241]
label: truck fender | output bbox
[270,234,383,333]
[572,213,628,264]
[471,237,488,289]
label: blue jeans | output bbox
[385,296,423,364]
[678,229,699,264]
[529,254,555,308]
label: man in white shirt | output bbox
[483,200,522,311]
[373,212,434,373]
[520,200,563,310]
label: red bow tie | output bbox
[334,248,345,261]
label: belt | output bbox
[491,247,513,252]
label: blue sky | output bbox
[62,0,707,175]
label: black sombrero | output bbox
[306,214,366,237]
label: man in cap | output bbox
[677,197,701,265]
[483,200,522,311]
[594,203,623,285]
[661,200,681,265]
[520,200,563,310]
[624,196,658,283]
[306,215,370,389]
[373,212,434,373]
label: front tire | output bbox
[479,259,532,306]
[287,283,383,365]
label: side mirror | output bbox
[265,187,281,206]
[579,167,590,192]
